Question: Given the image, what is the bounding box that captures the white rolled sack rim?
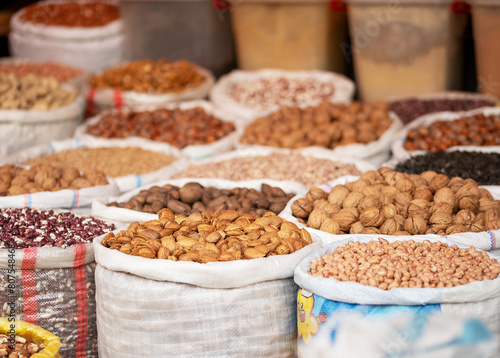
[10,2,123,41]
[294,235,500,306]
[209,68,356,121]
[93,229,323,289]
[75,99,244,160]
[391,106,500,160]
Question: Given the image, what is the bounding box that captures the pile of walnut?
[0,73,77,110]
[101,208,312,263]
[0,333,45,357]
[310,238,500,289]
[240,101,392,149]
[0,163,108,196]
[292,167,500,235]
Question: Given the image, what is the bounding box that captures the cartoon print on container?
[297,288,327,344]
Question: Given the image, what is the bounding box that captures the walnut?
[358,195,382,212]
[469,222,485,233]
[359,207,385,227]
[343,191,364,209]
[379,217,400,235]
[352,179,369,192]
[307,209,329,229]
[394,192,412,208]
[7,185,28,196]
[448,177,465,193]
[420,171,437,184]
[360,170,384,185]
[445,225,468,235]
[341,207,360,219]
[414,185,433,202]
[393,231,411,236]
[394,214,406,227]
[429,202,454,216]
[454,209,475,226]
[306,187,328,202]
[361,185,383,197]
[428,212,453,230]
[291,198,314,219]
[404,216,427,235]
[457,195,480,214]
[479,188,494,200]
[314,199,329,209]
[433,187,455,208]
[42,177,58,191]
[381,185,399,198]
[409,174,427,188]
[395,177,415,196]
[360,227,381,235]
[62,167,80,183]
[349,221,364,234]
[377,167,395,180]
[487,220,500,231]
[381,203,398,218]
[33,170,50,187]
[456,183,480,198]
[428,174,450,193]
[332,209,357,231]
[328,184,350,207]
[484,208,500,224]
[320,219,340,235]
[479,198,498,213]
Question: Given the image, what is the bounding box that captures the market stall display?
[9,1,124,72]
[0,208,115,358]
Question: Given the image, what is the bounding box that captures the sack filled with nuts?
[391,107,500,160]
[238,101,403,166]
[173,146,376,188]
[282,167,500,253]
[0,317,62,358]
[4,137,187,194]
[86,60,215,117]
[387,91,497,125]
[94,208,321,357]
[0,208,116,358]
[92,178,307,224]
[0,162,120,209]
[75,100,242,160]
[9,1,124,72]
[210,68,356,123]
[0,74,84,153]
[294,237,500,358]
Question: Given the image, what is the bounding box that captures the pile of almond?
[292,168,500,235]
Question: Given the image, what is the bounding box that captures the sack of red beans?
[294,237,500,358]
[391,107,500,160]
[0,208,116,358]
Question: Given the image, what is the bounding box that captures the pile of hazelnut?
[292,168,500,236]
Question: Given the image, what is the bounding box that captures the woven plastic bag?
[210,69,355,124]
[280,175,500,253]
[9,1,124,72]
[1,242,98,358]
[85,68,215,117]
[0,318,62,358]
[3,137,187,194]
[294,237,500,358]
[75,100,241,160]
[93,229,322,357]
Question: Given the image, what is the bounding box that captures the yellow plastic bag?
[0,318,61,358]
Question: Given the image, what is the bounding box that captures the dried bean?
[311,238,500,289]
[24,147,177,178]
[404,113,500,151]
[86,107,235,149]
[0,208,115,249]
[20,2,119,27]
[241,101,392,149]
[174,153,361,188]
[394,151,500,185]
[231,77,335,110]
[389,98,496,124]
[0,62,83,83]
[89,60,206,93]
[108,183,295,216]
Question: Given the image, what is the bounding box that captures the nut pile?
[404,113,500,151]
[24,147,177,178]
[394,151,500,185]
[389,97,496,124]
[0,208,115,249]
[89,60,206,93]
[85,107,236,148]
[0,163,108,196]
[102,209,312,262]
[173,153,361,188]
[291,167,500,235]
[310,238,500,289]
[0,333,45,357]
[107,182,295,215]
[230,77,335,110]
[0,74,77,110]
[20,2,120,27]
[0,62,83,83]
[240,101,392,148]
